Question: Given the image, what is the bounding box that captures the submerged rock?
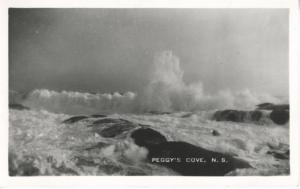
[62,115,89,124]
[270,110,289,125]
[131,128,167,148]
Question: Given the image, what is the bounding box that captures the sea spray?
[139,51,283,112]
[20,51,283,114]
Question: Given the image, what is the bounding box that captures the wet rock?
[213,110,263,123]
[9,103,30,110]
[146,141,251,176]
[270,110,289,125]
[90,114,107,118]
[131,128,167,148]
[97,123,136,138]
[213,110,247,122]
[131,129,250,176]
[250,111,263,121]
[62,115,89,124]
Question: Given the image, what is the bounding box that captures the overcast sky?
[9,9,288,96]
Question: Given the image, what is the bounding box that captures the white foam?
[19,51,285,115]
[9,109,289,176]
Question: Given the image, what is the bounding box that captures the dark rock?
[9,103,30,110]
[90,114,107,118]
[146,141,251,176]
[62,115,89,124]
[131,128,167,148]
[211,130,220,136]
[213,110,263,123]
[96,123,136,138]
[270,110,289,125]
[250,110,263,121]
[131,128,250,176]
[213,110,247,122]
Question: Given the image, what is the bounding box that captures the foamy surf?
[9,107,289,176]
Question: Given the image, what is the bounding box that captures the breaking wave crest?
[19,51,285,115]
[23,90,136,115]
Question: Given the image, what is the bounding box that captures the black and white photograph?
[8,7,291,177]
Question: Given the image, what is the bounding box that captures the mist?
[9,9,288,99]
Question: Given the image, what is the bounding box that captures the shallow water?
[9,109,289,176]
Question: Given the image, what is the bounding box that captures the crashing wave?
[16,51,286,115]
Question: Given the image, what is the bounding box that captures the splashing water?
[9,51,289,176]
[14,51,285,115]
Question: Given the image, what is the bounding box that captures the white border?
[1,0,299,187]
